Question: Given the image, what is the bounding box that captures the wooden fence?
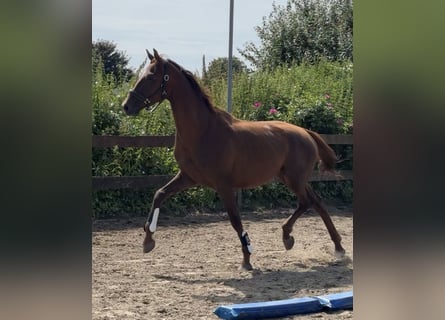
[92,134,353,190]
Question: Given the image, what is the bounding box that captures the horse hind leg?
[281,191,312,250]
[279,167,322,251]
[306,184,346,257]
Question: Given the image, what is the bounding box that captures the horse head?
[122,49,169,115]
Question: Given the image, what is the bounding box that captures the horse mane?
[167,59,216,114]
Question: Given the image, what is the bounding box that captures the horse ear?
[146,49,154,61]
[153,48,161,60]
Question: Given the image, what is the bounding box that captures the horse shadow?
[153,259,352,305]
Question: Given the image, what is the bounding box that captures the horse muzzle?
[122,103,140,116]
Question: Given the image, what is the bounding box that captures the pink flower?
[253,101,262,109]
[324,94,330,99]
[269,108,278,114]
[326,102,333,109]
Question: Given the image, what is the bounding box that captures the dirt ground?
[92,206,353,319]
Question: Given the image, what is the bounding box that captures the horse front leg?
[143,171,196,253]
[218,187,253,271]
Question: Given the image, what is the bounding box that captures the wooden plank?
[319,134,353,145]
[92,135,175,148]
[92,175,173,190]
[309,170,353,182]
[92,134,352,148]
[92,170,352,190]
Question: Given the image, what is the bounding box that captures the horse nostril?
[123,105,128,112]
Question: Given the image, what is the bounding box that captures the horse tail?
[305,129,337,173]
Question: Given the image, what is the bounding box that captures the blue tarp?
[214,290,353,320]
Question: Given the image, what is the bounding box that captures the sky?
[92,0,288,73]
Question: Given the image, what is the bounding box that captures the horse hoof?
[335,249,346,259]
[283,236,295,250]
[143,239,156,253]
[240,262,253,271]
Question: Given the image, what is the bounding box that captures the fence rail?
[92,134,352,148]
[92,134,353,190]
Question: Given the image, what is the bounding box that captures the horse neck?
[166,68,213,144]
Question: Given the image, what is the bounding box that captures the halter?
[128,62,169,113]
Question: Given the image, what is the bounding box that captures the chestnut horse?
[122,49,345,270]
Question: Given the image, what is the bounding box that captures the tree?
[239,0,353,70]
[203,56,247,84]
[92,39,134,83]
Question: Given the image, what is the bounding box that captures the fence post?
[227,0,243,208]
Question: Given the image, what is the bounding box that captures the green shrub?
[240,0,353,69]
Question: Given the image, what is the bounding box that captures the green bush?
[240,0,353,69]
[209,60,352,129]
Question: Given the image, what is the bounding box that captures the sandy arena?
[93,207,353,319]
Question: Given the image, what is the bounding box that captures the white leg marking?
[149,208,159,233]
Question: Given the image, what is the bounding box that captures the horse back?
[232,120,317,156]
